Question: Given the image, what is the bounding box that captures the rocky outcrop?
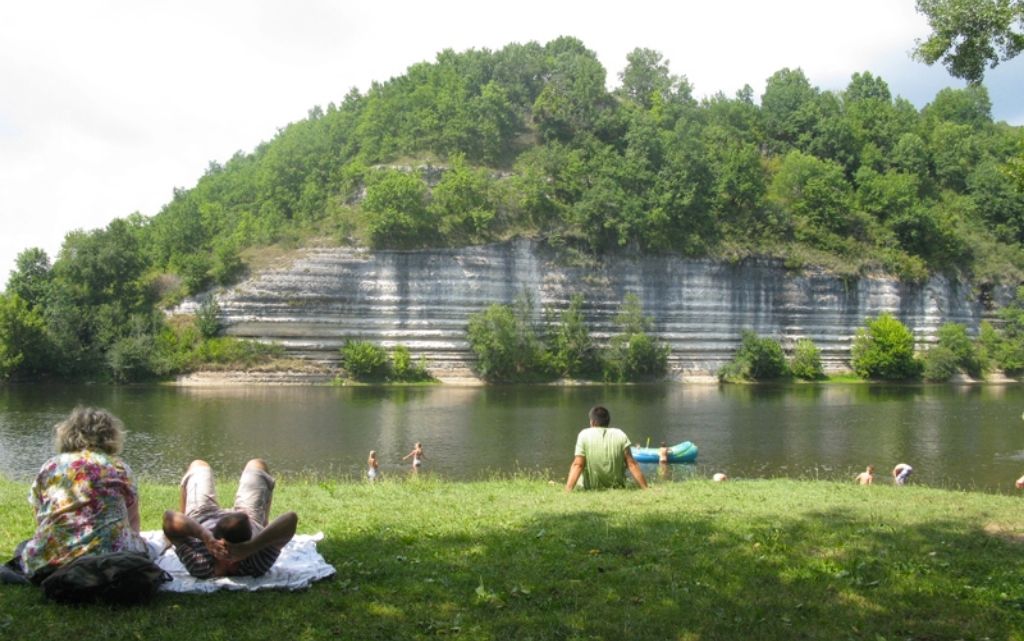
[188,240,1000,379]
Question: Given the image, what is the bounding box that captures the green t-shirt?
[573,426,632,489]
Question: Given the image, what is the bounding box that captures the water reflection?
[1,383,1022,493]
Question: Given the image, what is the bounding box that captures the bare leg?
[235,459,274,526]
[181,460,213,514]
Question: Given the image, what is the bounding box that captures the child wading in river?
[367,450,380,481]
[892,463,913,485]
[403,442,424,471]
[855,465,874,485]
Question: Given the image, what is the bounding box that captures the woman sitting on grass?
[18,406,148,582]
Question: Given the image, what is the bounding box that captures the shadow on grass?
[3,495,1024,641]
[316,506,1024,640]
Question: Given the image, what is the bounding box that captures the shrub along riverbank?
[2,476,1024,640]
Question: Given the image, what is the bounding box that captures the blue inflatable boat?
[630,440,698,463]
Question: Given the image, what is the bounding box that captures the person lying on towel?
[162,459,298,578]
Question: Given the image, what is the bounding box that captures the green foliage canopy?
[718,330,790,382]
[851,313,923,380]
[913,0,1024,83]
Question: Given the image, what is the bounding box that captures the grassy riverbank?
[3,476,1024,640]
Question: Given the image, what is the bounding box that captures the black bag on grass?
[40,552,171,605]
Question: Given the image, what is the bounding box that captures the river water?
[2,383,1023,493]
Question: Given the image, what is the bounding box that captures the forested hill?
[2,36,1024,381]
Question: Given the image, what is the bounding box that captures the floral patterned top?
[20,450,147,577]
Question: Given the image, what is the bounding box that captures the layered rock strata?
[192,240,995,379]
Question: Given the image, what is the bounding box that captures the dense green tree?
[390,345,433,382]
[467,297,551,382]
[616,48,687,109]
[913,0,1024,83]
[196,298,222,339]
[340,340,390,381]
[761,68,820,153]
[843,72,902,158]
[790,338,825,380]
[0,294,50,379]
[491,41,548,107]
[548,294,602,379]
[968,159,1024,241]
[361,170,434,248]
[931,121,983,191]
[855,167,921,220]
[889,133,932,180]
[769,151,855,245]
[646,115,717,254]
[603,294,669,381]
[507,142,586,234]
[6,248,51,309]
[935,321,985,377]
[851,313,923,380]
[923,85,994,126]
[922,344,962,381]
[428,154,497,243]
[107,333,158,383]
[55,219,149,311]
[570,143,650,251]
[993,286,1024,373]
[532,38,609,142]
[718,330,790,382]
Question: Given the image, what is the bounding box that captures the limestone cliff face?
[197,240,995,378]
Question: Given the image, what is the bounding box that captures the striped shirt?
[172,511,283,578]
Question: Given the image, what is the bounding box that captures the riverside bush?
[467,298,552,382]
[994,286,1024,374]
[603,332,669,381]
[548,294,603,379]
[390,344,433,382]
[719,330,789,382]
[922,344,960,381]
[602,294,668,382]
[340,340,390,380]
[936,322,984,378]
[196,336,284,367]
[107,334,158,383]
[195,297,222,339]
[978,320,1002,373]
[789,337,825,380]
[851,313,922,380]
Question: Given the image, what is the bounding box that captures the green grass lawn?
[2,476,1024,641]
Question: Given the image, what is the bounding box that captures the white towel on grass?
[141,531,335,593]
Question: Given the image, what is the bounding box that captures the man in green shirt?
[565,406,648,491]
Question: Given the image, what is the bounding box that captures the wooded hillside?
[2,37,1023,380]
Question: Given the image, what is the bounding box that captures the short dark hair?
[212,512,252,543]
[589,405,611,427]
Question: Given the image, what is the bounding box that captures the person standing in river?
[403,442,424,471]
[565,406,648,491]
[855,465,875,485]
[892,463,913,485]
[367,450,381,481]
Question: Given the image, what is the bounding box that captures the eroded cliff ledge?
[191,240,1000,379]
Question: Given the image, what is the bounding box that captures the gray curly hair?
[54,406,125,455]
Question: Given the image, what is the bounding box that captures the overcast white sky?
[2,0,1022,286]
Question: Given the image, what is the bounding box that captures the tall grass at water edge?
[2,476,1024,641]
